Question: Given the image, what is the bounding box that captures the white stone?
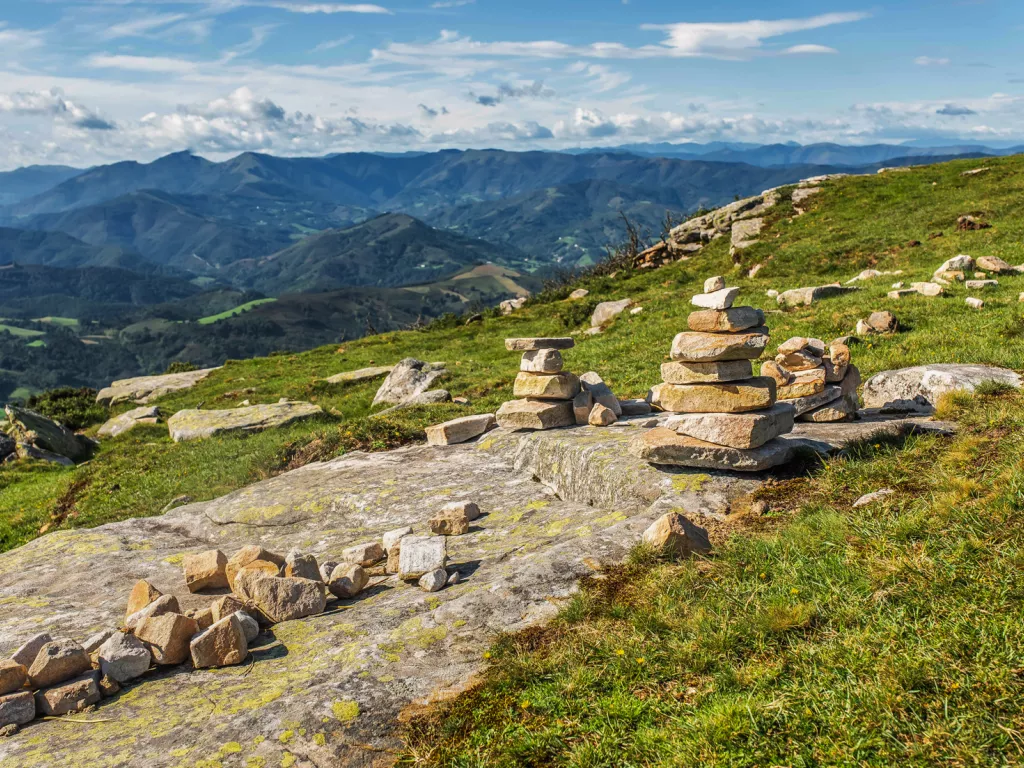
[703,276,726,293]
[382,526,414,552]
[691,287,739,310]
[398,536,448,581]
[853,489,895,508]
[863,364,1021,413]
[966,297,984,309]
[98,632,151,684]
[418,569,447,592]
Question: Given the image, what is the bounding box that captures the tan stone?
[125,594,180,629]
[125,580,162,621]
[385,544,402,574]
[649,378,776,414]
[0,660,28,696]
[247,577,327,624]
[759,360,794,386]
[660,360,753,384]
[977,256,1014,274]
[687,307,765,333]
[211,595,246,623]
[0,691,35,728]
[28,639,91,689]
[775,350,822,371]
[182,549,229,593]
[284,552,321,581]
[579,372,621,416]
[520,349,564,373]
[495,399,574,430]
[232,564,278,603]
[642,513,712,558]
[429,506,471,536]
[703,275,726,293]
[799,392,859,423]
[190,615,248,669]
[425,414,496,446]
[588,402,617,426]
[34,672,101,716]
[342,542,385,567]
[666,402,794,449]
[629,427,796,472]
[328,563,369,599]
[10,633,52,669]
[572,390,593,425]
[777,368,827,399]
[135,613,199,665]
[504,337,574,351]
[193,608,214,631]
[513,372,580,400]
[225,546,285,592]
[670,329,769,362]
[825,342,851,383]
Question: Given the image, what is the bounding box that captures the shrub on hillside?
[165,361,198,374]
[25,387,108,431]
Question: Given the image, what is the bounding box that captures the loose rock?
[0,661,28,696]
[248,577,327,624]
[28,639,91,689]
[419,569,448,593]
[496,399,574,430]
[649,378,776,414]
[513,372,580,400]
[0,692,35,729]
[572,390,594,425]
[125,580,162,620]
[519,349,563,374]
[580,372,621,416]
[327,564,369,599]
[225,546,284,592]
[125,594,181,630]
[670,329,770,362]
[853,488,895,508]
[135,613,199,665]
[341,542,384,567]
[642,513,712,558]
[588,403,617,426]
[182,549,229,592]
[398,536,448,581]
[504,338,575,351]
[691,287,739,310]
[382,527,413,552]
[284,552,321,581]
[687,307,764,333]
[98,632,152,682]
[660,360,753,384]
[34,672,101,717]
[190,615,248,669]
[666,402,794,450]
[590,298,634,328]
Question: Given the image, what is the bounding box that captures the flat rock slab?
[167,402,323,442]
[97,406,160,439]
[95,368,219,406]
[325,366,394,384]
[505,338,575,351]
[776,284,857,308]
[0,412,950,767]
[863,364,1022,413]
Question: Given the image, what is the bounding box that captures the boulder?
[398,536,447,581]
[670,329,770,362]
[28,639,91,689]
[247,577,327,624]
[642,513,712,558]
[10,633,52,668]
[0,660,28,696]
[649,378,776,414]
[0,691,34,729]
[588,403,617,426]
[730,217,763,249]
[703,276,726,293]
[97,406,160,439]
[666,402,794,450]
[168,402,323,442]
[34,672,101,717]
[4,406,92,463]
[182,549,229,592]
[125,594,181,630]
[341,542,384,567]
[135,613,199,665]
[520,349,563,374]
[568,288,589,300]
[977,256,1014,274]
[504,338,574,352]
[190,615,248,669]
[418,569,447,593]
[225,546,284,592]
[661,360,753,384]
[687,307,764,333]
[284,552,321,581]
[97,632,152,682]
[862,364,1022,413]
[580,372,621,416]
[325,366,394,385]
[425,413,496,447]
[319,559,339,582]
[125,579,162,620]
[327,564,369,599]
[513,372,580,401]
[371,359,447,406]
[495,399,574,430]
[691,287,739,310]
[96,368,218,406]
[590,298,634,328]
[776,284,856,308]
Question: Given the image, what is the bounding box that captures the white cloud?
[87,54,201,74]
[431,0,475,7]
[260,2,392,13]
[782,44,837,55]
[0,89,116,130]
[915,56,950,67]
[100,13,189,40]
[311,35,355,52]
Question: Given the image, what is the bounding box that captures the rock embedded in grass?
[642,513,712,558]
[853,488,895,508]
[976,256,1013,274]
[590,298,634,328]
[965,297,985,309]
[863,363,1021,413]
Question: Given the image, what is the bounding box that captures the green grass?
[34,316,79,328]
[196,298,278,324]
[25,340,46,348]
[400,388,1024,766]
[0,323,44,338]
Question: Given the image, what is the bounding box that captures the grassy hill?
[2,153,1024,764]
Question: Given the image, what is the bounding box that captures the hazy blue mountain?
[0,165,84,207]
[0,227,143,269]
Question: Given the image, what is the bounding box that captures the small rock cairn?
[762,337,860,423]
[637,277,794,468]
[0,500,480,733]
[496,338,580,430]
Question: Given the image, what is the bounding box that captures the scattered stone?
[961,167,989,176]
[168,402,324,442]
[519,349,563,374]
[766,289,779,299]
[630,307,643,315]
[687,307,765,333]
[965,279,998,289]
[97,632,151,682]
[192,608,214,631]
[339,542,383,568]
[136,613,200,666]
[704,276,726,293]
[863,363,1021,412]
[182,549,229,592]
[853,488,895,508]
[504,338,574,351]
[513,372,580,400]
[572,390,594,425]
[125,580,162,621]
[977,256,1014,274]
[419,569,448,593]
[398,536,448,581]
[846,269,902,284]
[666,402,794,450]
[125,594,181,630]
[499,297,527,315]
[864,310,898,334]
[284,552,321,581]
[568,288,589,300]
[4,405,93,463]
[0,692,34,729]
[642,513,712,558]
[326,366,394,385]
[495,399,574,430]
[96,368,218,406]
[328,564,369,599]
[211,595,245,624]
[966,297,985,309]
[190,615,248,669]
[956,215,990,231]
[660,360,753,384]
[588,403,617,426]
[580,371,622,416]
[382,526,414,552]
[319,559,339,583]
[777,369,827,400]
[247,577,327,624]
[649,378,776,414]
[691,287,739,310]
[372,359,447,406]
[34,672,101,717]
[591,298,634,328]
[98,674,120,697]
[83,630,116,656]
[0,661,27,696]
[670,329,770,362]
[28,639,91,689]
[236,612,260,643]
[776,284,856,308]
[226,549,283,592]
[97,406,160,438]
[619,399,652,416]
[911,282,944,297]
[429,506,471,536]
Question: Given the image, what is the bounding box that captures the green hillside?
[2,154,1024,764]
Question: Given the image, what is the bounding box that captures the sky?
[0,0,1023,169]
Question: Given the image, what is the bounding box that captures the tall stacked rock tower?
[495,338,579,430]
[631,278,795,470]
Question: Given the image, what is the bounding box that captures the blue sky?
[0,0,1022,168]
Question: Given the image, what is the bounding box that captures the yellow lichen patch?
[219,742,243,755]
[280,753,297,768]
[314,733,327,747]
[246,758,267,768]
[672,473,711,492]
[278,731,294,744]
[477,437,497,451]
[163,553,185,565]
[332,700,360,722]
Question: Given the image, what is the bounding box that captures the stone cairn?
[0,500,479,733]
[495,338,581,430]
[762,337,860,423]
[631,277,794,470]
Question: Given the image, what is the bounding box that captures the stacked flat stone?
[495,338,578,430]
[633,278,795,469]
[762,337,860,423]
